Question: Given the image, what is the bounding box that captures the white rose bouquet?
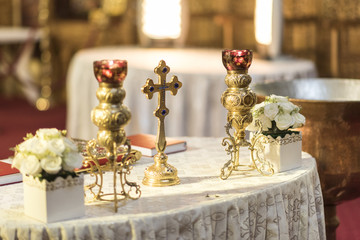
[11,128,83,182]
[247,94,305,137]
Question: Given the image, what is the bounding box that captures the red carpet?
[0,97,359,239]
[0,97,66,159]
[336,197,360,240]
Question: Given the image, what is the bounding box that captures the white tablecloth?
[66,46,317,140]
[0,138,325,240]
[0,27,42,44]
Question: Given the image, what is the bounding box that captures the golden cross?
[142,60,182,153]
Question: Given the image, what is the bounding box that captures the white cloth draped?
[66,46,317,140]
[0,137,325,240]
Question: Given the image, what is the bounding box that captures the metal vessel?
[253,78,360,239]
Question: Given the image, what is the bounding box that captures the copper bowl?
[253,78,360,205]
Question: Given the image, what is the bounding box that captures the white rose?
[31,139,49,157]
[20,155,42,176]
[63,137,78,152]
[36,128,61,140]
[246,119,258,131]
[269,94,289,102]
[258,114,272,131]
[46,138,66,156]
[62,151,83,171]
[252,101,265,117]
[40,156,62,174]
[263,103,279,120]
[274,113,295,130]
[17,137,34,153]
[278,102,296,113]
[18,137,47,156]
[12,152,26,170]
[292,112,306,128]
[253,101,265,111]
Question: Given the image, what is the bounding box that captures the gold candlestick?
[220,50,257,179]
[77,59,141,212]
[220,50,274,180]
[141,60,182,187]
[92,60,130,154]
[220,50,274,178]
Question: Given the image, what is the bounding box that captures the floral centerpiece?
[12,128,83,182]
[247,94,305,137]
[11,128,85,223]
[247,95,305,173]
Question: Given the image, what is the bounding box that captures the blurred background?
[1,0,359,106]
[0,1,359,239]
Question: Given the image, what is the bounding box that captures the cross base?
[142,153,180,187]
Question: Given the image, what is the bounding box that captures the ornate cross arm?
[142,61,182,98]
[168,76,182,96]
[142,79,156,99]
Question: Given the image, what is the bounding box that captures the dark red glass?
[93,60,127,83]
[222,49,253,71]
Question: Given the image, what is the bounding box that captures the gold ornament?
[141,60,182,187]
[220,50,274,179]
[76,60,141,212]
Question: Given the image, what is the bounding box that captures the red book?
[128,134,187,157]
[77,153,134,171]
[0,161,22,186]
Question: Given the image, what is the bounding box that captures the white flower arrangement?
[12,128,83,182]
[247,94,305,136]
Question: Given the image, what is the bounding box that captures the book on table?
[128,134,187,157]
[0,160,22,186]
[76,155,127,171]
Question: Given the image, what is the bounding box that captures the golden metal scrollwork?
[75,138,142,209]
[75,59,141,212]
[220,49,274,179]
[220,118,274,179]
[248,121,274,176]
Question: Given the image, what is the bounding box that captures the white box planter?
[263,132,302,173]
[23,174,85,223]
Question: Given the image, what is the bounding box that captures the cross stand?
[141,60,182,187]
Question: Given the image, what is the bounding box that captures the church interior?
[0,0,359,239]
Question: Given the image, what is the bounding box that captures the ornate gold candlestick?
[220,50,258,179]
[141,60,182,187]
[77,60,141,212]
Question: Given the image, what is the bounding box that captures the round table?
[0,138,325,240]
[66,46,317,140]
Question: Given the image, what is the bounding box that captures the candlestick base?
[142,153,180,187]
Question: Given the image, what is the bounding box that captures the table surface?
[0,137,325,240]
[0,27,41,44]
[66,46,317,140]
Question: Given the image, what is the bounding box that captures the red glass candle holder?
[93,60,128,84]
[222,49,253,71]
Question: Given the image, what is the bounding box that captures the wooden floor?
[0,96,359,239]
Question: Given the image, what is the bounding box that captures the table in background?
[0,138,325,240]
[66,46,317,140]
